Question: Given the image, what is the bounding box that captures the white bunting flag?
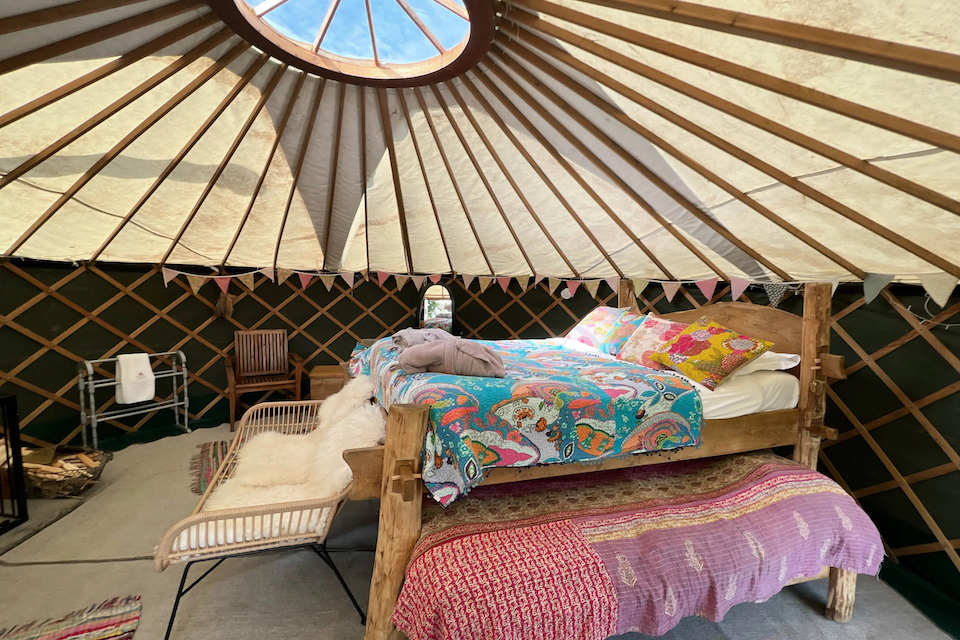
[605,277,620,294]
[462,274,475,290]
[920,273,958,308]
[411,275,426,289]
[259,267,274,282]
[661,281,681,302]
[340,272,355,288]
[863,273,895,304]
[534,273,546,286]
[161,267,178,287]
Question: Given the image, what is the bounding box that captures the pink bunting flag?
[462,274,475,290]
[340,272,355,288]
[566,280,581,295]
[319,274,337,291]
[661,281,681,302]
[429,274,442,284]
[259,267,274,282]
[377,271,390,286]
[161,267,178,287]
[534,273,546,286]
[695,278,719,301]
[298,272,314,289]
[497,276,512,292]
[214,276,231,293]
[411,275,426,289]
[730,278,751,301]
[605,277,620,293]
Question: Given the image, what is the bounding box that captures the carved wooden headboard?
[660,302,802,355]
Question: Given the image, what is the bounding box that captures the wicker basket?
[24,449,113,499]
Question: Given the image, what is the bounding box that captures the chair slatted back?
[234,329,288,376]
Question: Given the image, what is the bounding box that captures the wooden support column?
[365,404,430,640]
[794,282,831,470]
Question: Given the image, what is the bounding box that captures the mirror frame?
[417,282,457,335]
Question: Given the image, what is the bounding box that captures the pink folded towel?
[399,339,506,378]
[392,328,455,349]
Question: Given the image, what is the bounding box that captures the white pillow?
[731,351,800,377]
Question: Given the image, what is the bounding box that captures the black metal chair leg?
[164,562,193,640]
[313,545,367,625]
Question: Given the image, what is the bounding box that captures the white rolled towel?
[116,353,155,404]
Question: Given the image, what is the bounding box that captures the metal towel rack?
[78,351,190,450]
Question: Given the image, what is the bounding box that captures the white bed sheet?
[544,338,799,420]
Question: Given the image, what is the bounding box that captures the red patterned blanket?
[393,452,882,639]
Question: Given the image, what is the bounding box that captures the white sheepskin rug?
[203,375,384,512]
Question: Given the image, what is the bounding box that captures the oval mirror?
[419,284,455,333]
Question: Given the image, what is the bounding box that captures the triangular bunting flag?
[605,277,620,294]
[478,276,494,293]
[497,276,512,292]
[631,279,649,297]
[827,278,842,295]
[584,280,601,298]
[730,278,750,300]
[429,274,442,284]
[920,273,958,308]
[661,281,681,302]
[214,276,231,293]
[395,275,410,291]
[340,272,355,288]
[411,275,426,290]
[377,271,391,287]
[566,280,581,295]
[259,267,274,282]
[238,273,255,290]
[186,275,206,295]
[547,277,562,295]
[534,273,546,286]
[764,282,788,308]
[863,273,895,304]
[319,274,337,291]
[277,268,293,285]
[462,274,475,290]
[695,278,719,301]
[515,275,529,291]
[161,267,178,287]
[298,272,314,289]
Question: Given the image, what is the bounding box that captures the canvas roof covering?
[1,0,959,283]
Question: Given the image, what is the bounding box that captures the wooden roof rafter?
[502,11,960,221]
[220,71,307,269]
[493,46,794,281]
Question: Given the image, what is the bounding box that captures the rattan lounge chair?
[154,399,366,640]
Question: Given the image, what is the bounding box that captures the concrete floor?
[0,426,949,640]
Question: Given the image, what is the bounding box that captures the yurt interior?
[0,0,959,638]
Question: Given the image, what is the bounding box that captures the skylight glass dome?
[236,0,474,81]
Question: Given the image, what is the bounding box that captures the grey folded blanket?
[399,338,506,378]
[393,328,455,349]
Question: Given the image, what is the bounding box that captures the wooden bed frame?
[343,283,854,640]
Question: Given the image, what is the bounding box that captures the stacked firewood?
[16,446,110,498]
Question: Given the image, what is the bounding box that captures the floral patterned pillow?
[566,306,628,350]
[616,316,688,369]
[598,312,647,356]
[649,316,773,390]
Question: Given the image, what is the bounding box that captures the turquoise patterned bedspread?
[351,338,703,506]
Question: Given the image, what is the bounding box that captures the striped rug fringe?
[189,440,231,495]
[0,595,141,640]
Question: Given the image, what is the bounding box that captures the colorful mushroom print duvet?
[350,338,703,505]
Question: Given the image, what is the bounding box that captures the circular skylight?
[224,0,492,84]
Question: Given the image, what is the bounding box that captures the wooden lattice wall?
[0,260,957,614]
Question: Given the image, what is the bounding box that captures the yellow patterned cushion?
[649,316,773,390]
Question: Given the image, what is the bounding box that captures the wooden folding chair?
[225,329,305,429]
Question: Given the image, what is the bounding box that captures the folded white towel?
[116,353,155,404]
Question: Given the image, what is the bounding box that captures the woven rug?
[190,440,231,494]
[0,596,141,640]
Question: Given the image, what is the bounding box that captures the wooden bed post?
[618,279,640,314]
[365,404,430,640]
[796,282,856,622]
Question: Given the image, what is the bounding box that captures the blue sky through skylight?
[252,0,469,65]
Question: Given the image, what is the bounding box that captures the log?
[826,567,857,622]
[794,283,831,470]
[365,404,430,640]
